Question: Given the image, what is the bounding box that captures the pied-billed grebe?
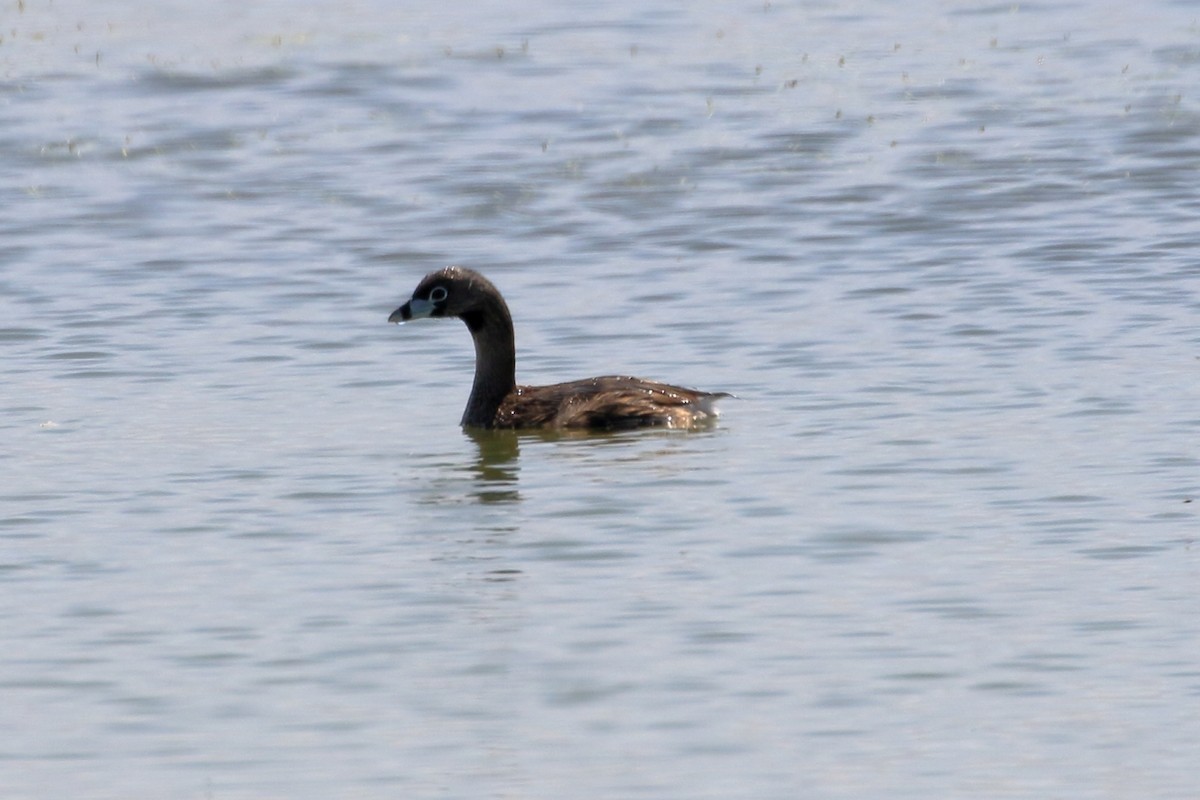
[388,267,728,430]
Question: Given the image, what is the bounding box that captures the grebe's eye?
[428,286,448,303]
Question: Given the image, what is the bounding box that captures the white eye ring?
[428,286,448,303]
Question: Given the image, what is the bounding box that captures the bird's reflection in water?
[465,428,522,504]
[464,425,707,505]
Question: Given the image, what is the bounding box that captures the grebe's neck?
[460,294,516,428]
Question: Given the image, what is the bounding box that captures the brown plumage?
[388,267,728,430]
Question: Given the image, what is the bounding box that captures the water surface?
[3,1,1199,798]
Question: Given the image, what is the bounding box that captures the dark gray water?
[3,1,1199,798]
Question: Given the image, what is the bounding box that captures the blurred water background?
[2,1,1199,797]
